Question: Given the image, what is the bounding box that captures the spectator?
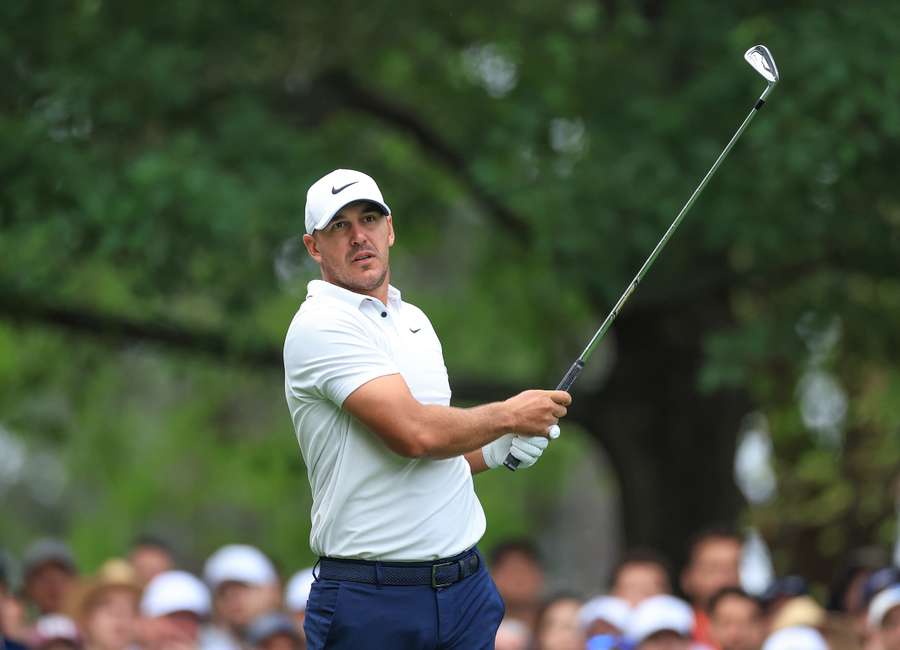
[709,587,765,650]
[2,591,30,649]
[244,613,303,650]
[129,537,176,587]
[761,576,810,622]
[579,595,631,640]
[495,618,530,650]
[69,559,140,650]
[626,594,696,650]
[490,540,545,629]
[32,615,80,650]
[863,569,900,613]
[828,548,888,616]
[201,546,279,650]
[283,570,314,641]
[829,548,889,650]
[141,571,211,650]
[610,549,672,607]
[23,540,78,617]
[869,585,900,650]
[681,528,742,647]
[761,627,828,650]
[770,596,826,632]
[532,593,585,650]
[1,556,29,650]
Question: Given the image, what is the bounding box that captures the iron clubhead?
[744,45,779,85]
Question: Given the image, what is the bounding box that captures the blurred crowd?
[0,537,312,650]
[489,531,900,650]
[1,529,899,650]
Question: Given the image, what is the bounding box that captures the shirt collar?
[307,279,402,311]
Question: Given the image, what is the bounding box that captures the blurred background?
[2,0,900,617]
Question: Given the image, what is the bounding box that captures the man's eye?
[331,221,347,231]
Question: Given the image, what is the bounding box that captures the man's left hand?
[483,433,549,469]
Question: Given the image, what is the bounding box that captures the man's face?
[25,563,75,614]
[536,598,585,650]
[83,587,138,650]
[491,552,544,610]
[130,547,174,586]
[614,562,671,606]
[881,606,900,650]
[682,538,742,609]
[143,612,200,650]
[640,630,691,650]
[215,581,278,630]
[302,202,394,297]
[710,594,764,650]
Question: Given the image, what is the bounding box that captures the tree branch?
[0,288,280,369]
[0,287,535,399]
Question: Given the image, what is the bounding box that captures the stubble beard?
[322,259,389,295]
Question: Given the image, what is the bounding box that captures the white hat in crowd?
[285,568,315,613]
[33,614,80,646]
[869,584,900,628]
[304,169,391,235]
[141,570,211,618]
[761,626,828,650]
[579,596,632,633]
[203,545,277,591]
[626,595,694,645]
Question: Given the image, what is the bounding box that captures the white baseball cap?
[579,596,632,632]
[284,568,315,613]
[203,545,277,591]
[141,570,211,618]
[626,594,694,645]
[869,584,900,628]
[34,614,80,646]
[304,169,391,235]
[761,626,828,650]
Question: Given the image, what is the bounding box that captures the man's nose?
[349,222,369,245]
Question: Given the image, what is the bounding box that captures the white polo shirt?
[283,280,486,561]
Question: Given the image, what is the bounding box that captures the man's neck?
[322,275,390,306]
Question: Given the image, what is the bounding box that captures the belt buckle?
[431,560,456,589]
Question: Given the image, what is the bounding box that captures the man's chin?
[337,268,388,294]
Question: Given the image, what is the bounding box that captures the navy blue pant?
[304,551,505,649]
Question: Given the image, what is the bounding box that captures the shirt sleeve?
[284,307,399,407]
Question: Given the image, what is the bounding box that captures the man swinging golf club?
[283,169,571,649]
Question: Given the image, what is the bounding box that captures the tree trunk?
[572,285,749,571]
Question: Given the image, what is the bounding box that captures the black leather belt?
[317,547,481,589]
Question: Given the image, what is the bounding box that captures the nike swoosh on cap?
[331,181,359,194]
[409,328,421,333]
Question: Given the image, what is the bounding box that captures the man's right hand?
[503,389,571,437]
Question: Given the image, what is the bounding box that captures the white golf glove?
[483,434,550,470]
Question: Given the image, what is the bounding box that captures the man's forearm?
[411,401,514,460]
[342,374,567,460]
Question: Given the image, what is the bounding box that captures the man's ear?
[302,233,322,263]
[386,214,395,247]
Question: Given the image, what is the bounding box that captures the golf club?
[505,44,779,471]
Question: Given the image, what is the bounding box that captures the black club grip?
[503,359,584,471]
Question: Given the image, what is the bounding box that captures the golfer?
[283,169,571,649]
